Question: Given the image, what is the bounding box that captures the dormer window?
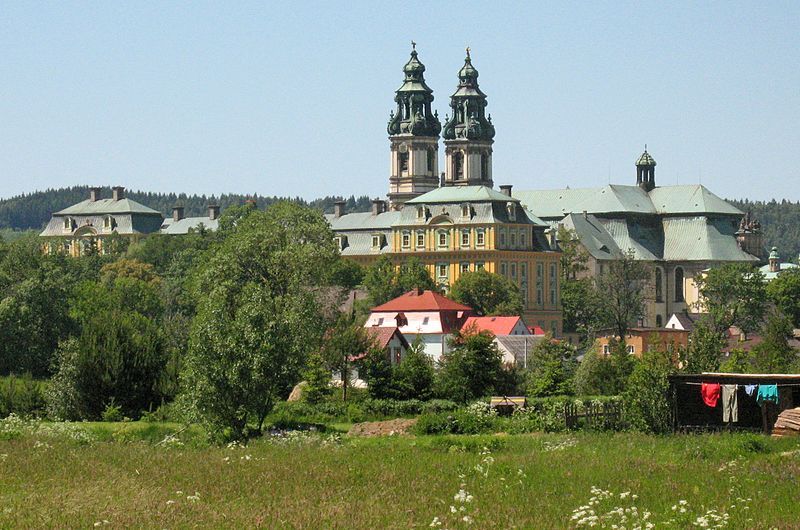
[63,217,73,231]
[334,235,348,250]
[103,216,114,230]
[507,202,516,221]
[461,204,471,218]
[371,234,385,251]
[417,206,425,220]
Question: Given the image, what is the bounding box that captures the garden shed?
[669,373,800,433]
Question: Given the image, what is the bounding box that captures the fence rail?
[564,401,622,430]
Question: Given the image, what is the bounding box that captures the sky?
[1,1,799,201]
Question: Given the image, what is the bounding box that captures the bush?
[101,400,124,422]
[436,330,504,402]
[622,351,672,434]
[392,340,435,400]
[0,375,47,418]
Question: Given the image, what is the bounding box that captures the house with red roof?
[364,289,474,362]
[363,327,410,365]
[462,316,531,336]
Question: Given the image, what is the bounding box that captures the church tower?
[387,43,442,209]
[442,49,495,187]
[636,146,656,192]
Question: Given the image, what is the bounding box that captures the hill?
[0,186,374,230]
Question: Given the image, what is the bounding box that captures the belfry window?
[427,147,436,173]
[481,153,489,180]
[452,151,464,180]
[399,152,409,174]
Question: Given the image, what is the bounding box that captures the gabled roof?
[364,326,410,350]
[55,198,162,216]
[406,185,520,204]
[515,184,742,219]
[160,216,219,234]
[666,312,702,332]
[324,211,400,231]
[371,289,473,313]
[494,335,546,365]
[662,217,757,262]
[649,185,743,215]
[462,316,528,336]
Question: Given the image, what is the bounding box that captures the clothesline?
[680,382,800,387]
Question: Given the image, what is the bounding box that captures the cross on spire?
[411,40,416,51]
[465,46,471,58]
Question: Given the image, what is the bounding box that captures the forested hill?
[0,186,373,230]
[728,198,800,262]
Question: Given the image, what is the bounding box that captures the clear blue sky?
[1,1,798,201]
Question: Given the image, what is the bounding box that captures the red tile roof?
[462,316,527,336]
[364,326,409,350]
[371,289,473,313]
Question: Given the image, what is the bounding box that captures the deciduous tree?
[449,269,523,316]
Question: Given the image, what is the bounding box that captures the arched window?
[674,267,685,302]
[655,267,663,302]
[452,151,464,180]
[398,152,409,174]
[481,153,489,180]
[656,315,663,327]
[427,147,436,173]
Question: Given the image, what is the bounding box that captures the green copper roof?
[55,198,162,216]
[406,185,520,204]
[387,44,441,137]
[515,184,743,219]
[769,247,780,260]
[636,149,656,166]
[442,49,495,142]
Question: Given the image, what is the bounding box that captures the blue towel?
[756,384,779,405]
[744,384,757,396]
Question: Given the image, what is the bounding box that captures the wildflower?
[166,500,175,505]
[462,515,473,524]
[187,492,200,502]
[429,516,442,527]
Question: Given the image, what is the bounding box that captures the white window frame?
[416,230,425,249]
[476,228,485,247]
[401,231,411,249]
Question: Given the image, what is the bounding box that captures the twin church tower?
[387,45,496,209]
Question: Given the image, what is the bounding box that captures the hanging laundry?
[722,384,738,423]
[744,384,757,396]
[756,384,779,406]
[701,383,721,408]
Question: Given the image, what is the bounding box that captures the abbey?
[327,47,563,335]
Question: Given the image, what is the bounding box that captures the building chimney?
[89,187,101,202]
[583,210,588,220]
[334,200,346,218]
[172,206,185,222]
[112,186,125,201]
[208,205,220,220]
[499,184,513,197]
[371,198,384,216]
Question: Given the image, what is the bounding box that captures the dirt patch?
[348,418,417,437]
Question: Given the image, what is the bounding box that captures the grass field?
[1,422,799,529]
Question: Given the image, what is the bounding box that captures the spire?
[442,49,495,142]
[636,145,657,192]
[387,44,441,137]
[442,49,495,187]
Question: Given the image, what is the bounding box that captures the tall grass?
[0,426,798,528]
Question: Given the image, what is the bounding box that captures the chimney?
[172,206,185,222]
[499,184,513,197]
[112,186,125,201]
[89,187,101,202]
[371,198,384,216]
[334,200,346,218]
[208,204,220,220]
[583,210,588,220]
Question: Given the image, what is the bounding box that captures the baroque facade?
[328,47,563,334]
[513,149,761,328]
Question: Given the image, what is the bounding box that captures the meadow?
[1,419,799,529]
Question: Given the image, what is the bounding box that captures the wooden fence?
[564,401,622,430]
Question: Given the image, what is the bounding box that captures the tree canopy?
[449,269,523,316]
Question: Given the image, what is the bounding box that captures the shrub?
[392,338,435,400]
[0,374,47,418]
[525,337,577,397]
[622,350,672,434]
[302,353,332,405]
[436,330,504,403]
[101,400,124,422]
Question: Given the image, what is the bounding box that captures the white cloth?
[722,384,738,423]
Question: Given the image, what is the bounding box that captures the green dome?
[769,247,780,260]
[636,148,656,166]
